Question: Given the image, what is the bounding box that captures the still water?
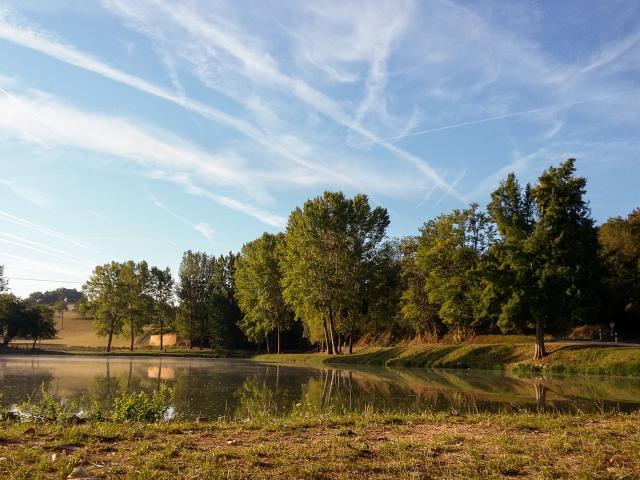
[1,355,639,418]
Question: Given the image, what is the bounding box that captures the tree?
[399,236,442,338]
[282,192,356,354]
[121,261,152,352]
[177,251,214,349]
[28,288,83,305]
[150,267,175,350]
[23,304,56,350]
[0,296,56,348]
[82,262,128,352]
[53,300,67,330]
[0,265,7,293]
[0,294,21,346]
[599,208,640,336]
[415,204,494,337]
[208,253,243,349]
[486,159,601,359]
[344,194,391,352]
[281,192,390,354]
[235,233,291,353]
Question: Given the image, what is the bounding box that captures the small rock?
[337,429,357,437]
[51,453,58,461]
[23,426,36,435]
[68,415,87,425]
[195,416,207,423]
[67,466,98,480]
[226,439,237,445]
[0,457,7,462]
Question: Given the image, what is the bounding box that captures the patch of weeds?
[111,384,174,422]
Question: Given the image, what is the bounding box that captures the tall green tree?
[399,236,442,338]
[344,194,390,352]
[599,208,640,335]
[486,159,601,359]
[82,262,128,352]
[121,261,152,352]
[235,233,291,353]
[282,192,356,354]
[208,253,243,349]
[415,204,494,337]
[149,266,175,350]
[177,251,213,349]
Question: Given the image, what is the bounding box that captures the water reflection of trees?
[4,358,640,418]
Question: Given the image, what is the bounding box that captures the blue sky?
[0,0,639,297]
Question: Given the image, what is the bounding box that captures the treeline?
[0,267,57,349]
[2,159,638,358]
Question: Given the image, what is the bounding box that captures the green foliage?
[149,266,175,347]
[82,262,128,351]
[414,203,494,334]
[599,208,640,335]
[16,386,69,422]
[0,295,56,347]
[482,159,602,358]
[177,251,242,349]
[235,233,292,352]
[281,192,390,353]
[111,385,174,422]
[27,287,83,305]
[0,265,7,293]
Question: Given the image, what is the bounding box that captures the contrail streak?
[0,210,99,252]
[365,91,631,144]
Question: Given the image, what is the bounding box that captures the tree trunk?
[327,307,337,355]
[61,312,64,330]
[130,320,134,352]
[160,308,164,351]
[265,333,271,354]
[348,331,353,354]
[322,317,333,354]
[32,338,38,350]
[277,323,281,354]
[533,317,546,360]
[106,327,114,352]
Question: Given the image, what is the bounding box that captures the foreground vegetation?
[255,343,640,377]
[1,410,638,479]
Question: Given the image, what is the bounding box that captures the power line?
[6,276,83,284]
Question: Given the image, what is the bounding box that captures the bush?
[111,385,175,422]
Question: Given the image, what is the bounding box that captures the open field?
[1,411,639,479]
[255,342,640,376]
[12,311,133,350]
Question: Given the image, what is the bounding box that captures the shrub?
[111,385,174,422]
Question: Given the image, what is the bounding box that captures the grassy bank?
[1,411,638,479]
[254,342,640,376]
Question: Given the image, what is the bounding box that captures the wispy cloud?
[100,0,462,199]
[0,87,290,225]
[0,178,50,207]
[148,192,215,239]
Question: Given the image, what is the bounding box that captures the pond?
[1,355,639,419]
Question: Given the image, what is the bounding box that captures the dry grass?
[1,412,638,479]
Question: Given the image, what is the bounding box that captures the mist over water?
[1,356,639,419]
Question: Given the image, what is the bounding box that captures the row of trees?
[234,159,638,359]
[2,159,637,359]
[0,270,57,348]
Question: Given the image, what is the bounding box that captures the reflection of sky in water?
[1,356,639,419]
